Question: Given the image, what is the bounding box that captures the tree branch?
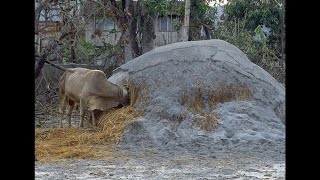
[35,54,46,79]
[44,60,67,71]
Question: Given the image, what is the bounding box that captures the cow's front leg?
[59,96,67,128]
[92,110,96,127]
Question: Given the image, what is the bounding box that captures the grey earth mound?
[108,39,285,159]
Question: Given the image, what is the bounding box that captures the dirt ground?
[35,146,285,180]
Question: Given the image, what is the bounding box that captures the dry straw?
[35,106,142,161]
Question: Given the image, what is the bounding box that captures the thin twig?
[36,74,44,91]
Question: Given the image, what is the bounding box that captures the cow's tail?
[58,71,67,102]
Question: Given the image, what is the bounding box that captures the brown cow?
[58,68,129,128]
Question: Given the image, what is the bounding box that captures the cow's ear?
[122,83,129,91]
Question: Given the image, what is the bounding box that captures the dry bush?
[35,68,61,127]
[35,106,142,161]
[181,82,252,132]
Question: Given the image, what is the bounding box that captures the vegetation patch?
[181,82,252,132]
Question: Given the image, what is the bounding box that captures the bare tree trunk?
[141,17,155,54]
[35,55,46,79]
[182,0,190,42]
[122,0,133,63]
[65,0,77,62]
[140,4,155,54]
[71,13,77,62]
[204,26,210,39]
[112,0,140,63]
[70,24,76,62]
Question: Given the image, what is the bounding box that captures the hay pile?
[35,106,142,161]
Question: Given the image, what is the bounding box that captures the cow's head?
[119,85,130,107]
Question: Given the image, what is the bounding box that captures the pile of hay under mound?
[35,106,142,161]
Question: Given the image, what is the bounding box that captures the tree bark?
[109,0,140,63]
[127,0,140,59]
[182,0,191,41]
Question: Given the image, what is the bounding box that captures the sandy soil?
[35,149,285,180]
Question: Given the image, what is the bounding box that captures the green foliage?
[213,0,285,84]
[214,21,284,83]
[109,28,118,34]
[194,0,217,25]
[140,0,185,17]
[254,25,266,46]
[224,0,283,36]
[214,20,254,59]
[78,39,96,56]
[189,0,217,39]
[60,39,72,64]
[140,0,217,39]
[76,37,112,61]
[140,0,167,16]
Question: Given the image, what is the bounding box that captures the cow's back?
[64,68,91,103]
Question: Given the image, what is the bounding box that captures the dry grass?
[181,82,252,132]
[35,127,106,161]
[125,79,149,109]
[35,106,142,162]
[208,83,252,108]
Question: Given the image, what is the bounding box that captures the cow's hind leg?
[66,101,75,128]
[79,98,87,128]
[59,96,67,128]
